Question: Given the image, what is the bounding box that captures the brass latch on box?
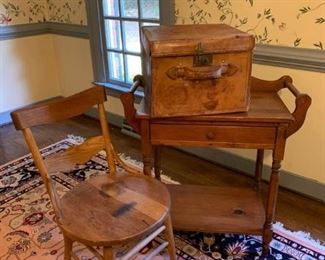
[193,42,213,67]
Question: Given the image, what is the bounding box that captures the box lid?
[142,24,255,57]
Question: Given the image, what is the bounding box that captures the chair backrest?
[10,86,117,218]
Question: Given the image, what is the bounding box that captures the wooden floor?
[1,115,324,241]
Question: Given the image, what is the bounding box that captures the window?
[103,0,160,85]
[86,0,174,95]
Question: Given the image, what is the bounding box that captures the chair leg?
[164,214,177,260]
[103,247,113,260]
[63,235,73,260]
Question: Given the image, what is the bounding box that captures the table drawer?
[151,124,276,148]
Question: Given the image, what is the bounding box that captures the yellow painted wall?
[0,35,60,113]
[53,36,92,96]
[223,65,325,183]
[52,35,126,116]
[0,0,86,115]
[253,66,324,183]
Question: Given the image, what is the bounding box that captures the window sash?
[102,0,160,85]
[86,0,174,93]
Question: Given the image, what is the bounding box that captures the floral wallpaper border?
[175,0,325,50]
[1,0,324,50]
[0,0,87,26]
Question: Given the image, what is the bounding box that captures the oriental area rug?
[0,136,324,260]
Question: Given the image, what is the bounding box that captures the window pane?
[140,0,159,19]
[121,0,138,18]
[105,19,122,50]
[123,21,140,53]
[126,55,142,83]
[108,52,124,81]
[103,0,119,17]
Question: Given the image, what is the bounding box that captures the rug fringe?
[273,222,325,250]
[66,134,86,144]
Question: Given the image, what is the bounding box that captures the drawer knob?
[233,208,245,215]
[206,131,216,140]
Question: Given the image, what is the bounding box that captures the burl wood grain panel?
[150,52,252,118]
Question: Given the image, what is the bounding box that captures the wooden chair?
[10,86,176,260]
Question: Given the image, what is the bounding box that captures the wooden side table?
[120,75,311,255]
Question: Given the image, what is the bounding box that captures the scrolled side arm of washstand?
[120,75,145,133]
[283,76,312,137]
[251,75,312,138]
[251,75,288,92]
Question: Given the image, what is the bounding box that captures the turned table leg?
[262,127,286,255]
[140,118,152,176]
[263,160,281,254]
[153,146,162,180]
[255,149,264,189]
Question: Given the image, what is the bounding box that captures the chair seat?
[58,173,171,246]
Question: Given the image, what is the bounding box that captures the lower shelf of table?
[166,184,266,235]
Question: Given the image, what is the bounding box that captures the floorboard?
[0,116,324,241]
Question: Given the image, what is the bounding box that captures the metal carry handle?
[166,63,238,81]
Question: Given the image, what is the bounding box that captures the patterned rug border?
[1,134,324,258]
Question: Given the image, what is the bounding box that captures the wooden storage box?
[141,24,255,118]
